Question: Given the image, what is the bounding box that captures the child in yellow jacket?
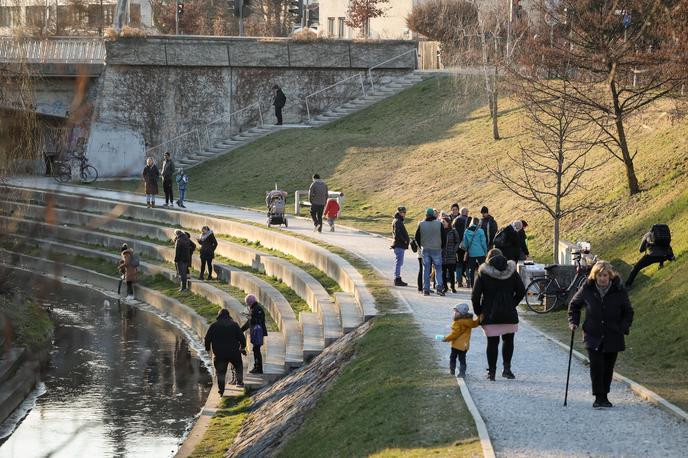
[443,303,480,377]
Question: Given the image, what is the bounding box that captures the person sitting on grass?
[443,303,480,377]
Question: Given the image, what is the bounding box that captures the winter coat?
[324,199,340,219]
[414,217,446,251]
[241,302,269,339]
[472,258,525,325]
[442,227,461,265]
[174,233,191,264]
[161,159,175,181]
[480,215,498,247]
[199,231,218,259]
[452,215,470,241]
[462,225,488,258]
[142,164,160,195]
[568,277,634,353]
[273,89,286,108]
[443,316,480,351]
[496,225,521,262]
[309,179,329,206]
[176,173,189,190]
[639,232,674,259]
[118,249,138,282]
[392,212,410,249]
[204,315,246,360]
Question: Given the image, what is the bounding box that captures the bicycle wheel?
[525,278,558,314]
[80,165,98,184]
[53,163,71,183]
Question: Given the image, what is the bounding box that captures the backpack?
[251,324,264,346]
[493,228,507,249]
[648,224,671,248]
[129,253,140,268]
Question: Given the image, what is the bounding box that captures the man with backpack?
[625,224,676,287]
[240,294,268,374]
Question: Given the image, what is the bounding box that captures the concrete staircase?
[177,71,431,170]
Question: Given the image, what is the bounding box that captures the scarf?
[596,282,612,299]
[199,229,214,242]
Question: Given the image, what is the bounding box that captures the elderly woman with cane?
[568,261,634,409]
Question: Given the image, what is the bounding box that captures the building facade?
[319,0,421,40]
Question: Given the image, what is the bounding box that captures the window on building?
[327,17,334,37]
[26,6,47,28]
[337,17,345,38]
[129,3,141,27]
[0,6,20,28]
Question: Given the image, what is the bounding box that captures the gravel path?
[13,178,688,457]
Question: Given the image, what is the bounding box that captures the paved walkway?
[10,178,688,457]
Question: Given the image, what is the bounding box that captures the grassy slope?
[176,77,686,409]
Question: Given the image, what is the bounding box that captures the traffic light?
[177,2,184,16]
[288,0,302,24]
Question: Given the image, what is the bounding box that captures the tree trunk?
[553,216,560,265]
[610,80,641,195]
[491,67,500,140]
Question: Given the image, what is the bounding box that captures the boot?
[458,364,466,378]
[487,369,496,381]
[394,277,408,287]
[502,366,516,379]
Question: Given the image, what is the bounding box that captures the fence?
[0,37,105,64]
[367,49,418,93]
[204,102,264,148]
[304,73,366,122]
[145,130,202,163]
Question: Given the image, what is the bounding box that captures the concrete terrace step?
[300,312,324,360]
[0,347,26,386]
[334,292,364,333]
[0,359,39,424]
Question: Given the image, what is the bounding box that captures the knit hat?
[453,303,470,315]
[489,255,508,271]
[245,294,257,306]
[480,206,489,214]
[397,206,407,213]
[120,243,128,253]
[426,207,435,217]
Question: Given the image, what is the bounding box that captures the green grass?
[190,395,252,458]
[140,274,222,324]
[0,296,53,353]
[278,314,481,457]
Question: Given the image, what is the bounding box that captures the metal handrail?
[205,102,263,146]
[146,129,202,159]
[367,49,418,93]
[305,73,366,122]
[0,37,105,64]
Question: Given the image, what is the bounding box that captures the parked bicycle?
[525,251,597,314]
[52,153,98,184]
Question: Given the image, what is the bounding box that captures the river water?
[0,279,212,458]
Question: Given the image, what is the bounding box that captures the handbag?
[410,238,418,253]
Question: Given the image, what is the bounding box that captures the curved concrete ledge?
[0,347,40,426]
[3,187,376,319]
[0,214,304,367]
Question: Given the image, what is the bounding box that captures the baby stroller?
[266,189,288,227]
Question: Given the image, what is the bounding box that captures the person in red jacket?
[323,197,341,232]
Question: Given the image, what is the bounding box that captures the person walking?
[142,157,160,208]
[442,303,480,377]
[625,224,675,287]
[323,197,341,232]
[198,226,218,281]
[205,309,247,395]
[175,168,189,208]
[415,208,446,296]
[569,261,634,408]
[174,230,191,291]
[161,151,176,207]
[479,206,498,249]
[494,220,523,263]
[392,206,410,287]
[308,174,329,233]
[240,294,268,374]
[118,244,138,300]
[453,207,470,287]
[414,238,423,293]
[472,249,526,381]
[441,217,460,293]
[462,217,488,288]
[272,84,286,125]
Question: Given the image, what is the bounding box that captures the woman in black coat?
[197,226,218,280]
[568,260,634,409]
[240,294,268,374]
[472,249,526,381]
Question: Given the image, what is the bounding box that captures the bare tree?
[517,0,688,195]
[346,0,389,38]
[492,78,604,262]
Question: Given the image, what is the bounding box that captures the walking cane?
[564,329,575,407]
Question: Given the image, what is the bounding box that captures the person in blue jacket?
[462,217,488,288]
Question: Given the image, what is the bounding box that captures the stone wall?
[89,37,417,176]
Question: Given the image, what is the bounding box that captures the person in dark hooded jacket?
[204,309,247,395]
[197,226,218,280]
[495,220,523,263]
[174,230,191,291]
[472,249,526,381]
[569,261,633,408]
[240,294,268,374]
[392,206,410,287]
